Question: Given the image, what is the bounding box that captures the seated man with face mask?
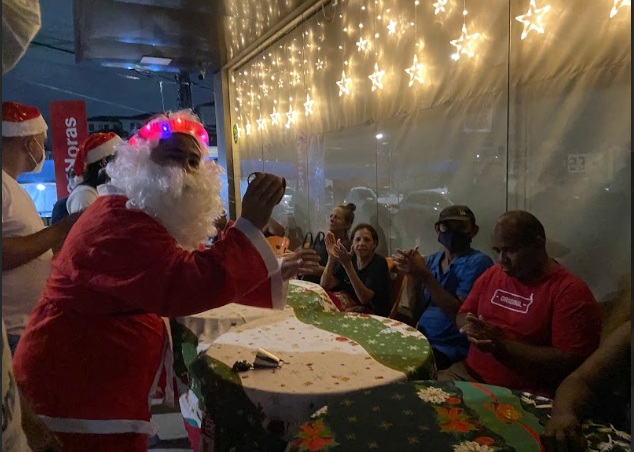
[393,205,493,370]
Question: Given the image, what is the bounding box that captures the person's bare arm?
[320,232,341,290]
[395,248,462,319]
[542,321,631,451]
[2,213,81,270]
[320,255,339,290]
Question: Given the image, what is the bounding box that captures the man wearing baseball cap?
[393,204,493,369]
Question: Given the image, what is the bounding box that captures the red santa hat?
[73,132,122,179]
[2,101,48,137]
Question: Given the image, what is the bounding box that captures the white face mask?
[26,139,45,173]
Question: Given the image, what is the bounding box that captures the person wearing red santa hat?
[13,109,319,452]
[65,131,122,214]
[1,101,81,353]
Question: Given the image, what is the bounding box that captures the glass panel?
[227,0,631,302]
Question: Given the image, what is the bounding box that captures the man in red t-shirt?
[438,210,601,397]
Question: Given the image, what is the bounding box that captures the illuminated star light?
[368,63,385,92]
[450,23,480,60]
[404,54,425,86]
[387,20,397,35]
[432,0,447,15]
[270,107,280,125]
[285,108,297,128]
[610,0,630,17]
[336,70,352,96]
[256,117,266,130]
[304,94,314,115]
[356,37,369,52]
[315,58,325,70]
[515,0,551,40]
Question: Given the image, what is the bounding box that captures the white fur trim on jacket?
[233,217,287,310]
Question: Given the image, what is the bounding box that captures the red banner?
[49,100,89,199]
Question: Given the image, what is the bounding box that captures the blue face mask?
[438,230,472,253]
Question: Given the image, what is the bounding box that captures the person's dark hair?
[497,210,546,246]
[350,223,379,246]
[337,203,356,238]
[80,155,115,188]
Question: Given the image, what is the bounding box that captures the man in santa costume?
[13,109,318,451]
[2,101,81,353]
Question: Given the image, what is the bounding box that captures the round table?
[190,301,435,451]
[284,380,632,452]
[173,280,348,450]
[174,280,339,351]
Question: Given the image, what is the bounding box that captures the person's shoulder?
[67,184,98,199]
[464,249,495,265]
[473,262,502,279]
[425,250,444,263]
[372,253,388,266]
[548,262,595,295]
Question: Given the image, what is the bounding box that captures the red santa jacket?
[13,195,284,436]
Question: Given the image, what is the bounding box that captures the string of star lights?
[515,0,551,40]
[405,0,426,87]
[450,0,480,60]
[301,27,315,117]
[609,0,630,18]
[336,4,352,97]
[230,0,628,128]
[368,2,385,92]
[356,0,370,53]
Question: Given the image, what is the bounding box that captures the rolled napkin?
[253,347,283,368]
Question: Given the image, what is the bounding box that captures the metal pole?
[176,70,193,109]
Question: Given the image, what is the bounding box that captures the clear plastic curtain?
[227,0,631,302]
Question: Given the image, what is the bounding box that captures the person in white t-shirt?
[2,101,81,352]
[66,132,122,215]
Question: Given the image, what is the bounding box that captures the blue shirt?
[417,249,494,363]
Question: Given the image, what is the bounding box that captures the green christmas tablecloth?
[185,281,435,451]
[285,380,631,452]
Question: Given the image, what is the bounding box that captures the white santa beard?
[108,143,224,249]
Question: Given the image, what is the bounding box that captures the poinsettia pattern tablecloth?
[285,380,631,452]
[191,286,434,451]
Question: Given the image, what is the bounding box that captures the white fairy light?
[515,0,552,40]
[405,54,425,86]
[304,94,314,115]
[336,70,352,96]
[368,63,385,91]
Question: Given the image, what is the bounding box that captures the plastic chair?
[385,258,407,319]
[267,236,290,256]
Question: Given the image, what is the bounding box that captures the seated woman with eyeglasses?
[320,223,390,316]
